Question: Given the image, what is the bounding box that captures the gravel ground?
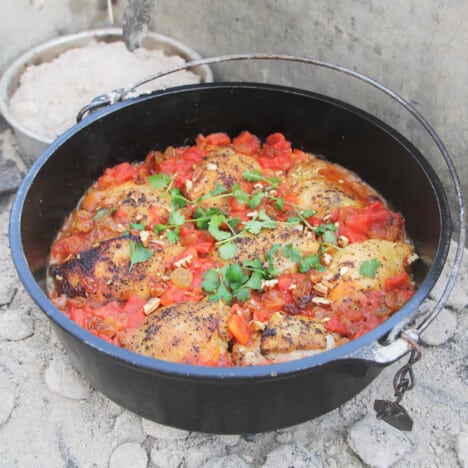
[0,124,466,468]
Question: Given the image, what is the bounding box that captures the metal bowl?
[0,28,213,166]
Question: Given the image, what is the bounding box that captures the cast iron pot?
[9,69,456,433]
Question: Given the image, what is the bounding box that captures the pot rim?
[0,27,213,147]
[9,82,452,380]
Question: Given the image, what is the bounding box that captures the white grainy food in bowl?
[8,40,201,140]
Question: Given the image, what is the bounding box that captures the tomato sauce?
[48,131,416,360]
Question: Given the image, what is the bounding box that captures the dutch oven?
[9,55,465,434]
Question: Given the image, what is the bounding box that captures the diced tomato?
[325,316,349,335]
[51,233,87,261]
[228,311,251,345]
[277,273,307,291]
[158,146,205,187]
[113,207,129,224]
[257,132,294,171]
[98,162,138,188]
[196,132,231,147]
[232,131,261,155]
[122,296,147,328]
[385,272,410,291]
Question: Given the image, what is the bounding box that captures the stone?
[0,308,34,341]
[347,416,413,468]
[261,443,322,468]
[0,388,15,425]
[150,444,185,468]
[217,434,241,447]
[457,431,468,468]
[109,442,148,468]
[201,454,248,468]
[0,158,23,194]
[420,308,457,346]
[112,411,145,444]
[141,417,189,440]
[45,354,91,400]
[0,285,16,307]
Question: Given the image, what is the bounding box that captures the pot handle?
[77,53,465,351]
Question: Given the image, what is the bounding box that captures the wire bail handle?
[77,53,465,340]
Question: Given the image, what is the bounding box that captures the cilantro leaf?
[244,220,264,235]
[282,244,302,263]
[130,222,144,231]
[242,169,264,182]
[201,269,220,293]
[360,258,382,278]
[170,188,188,208]
[209,182,228,196]
[218,242,238,260]
[298,254,323,273]
[225,263,245,284]
[313,223,337,234]
[208,214,231,241]
[265,243,281,261]
[300,209,317,218]
[322,230,337,245]
[128,240,152,271]
[274,197,285,211]
[232,188,250,205]
[245,271,263,290]
[166,229,180,243]
[267,176,280,187]
[148,173,171,189]
[209,283,233,303]
[168,210,186,226]
[235,287,251,302]
[248,191,265,209]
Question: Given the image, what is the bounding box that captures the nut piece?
[313,282,329,297]
[312,297,331,305]
[206,163,218,171]
[174,254,193,268]
[249,320,266,332]
[261,279,278,290]
[143,297,161,315]
[337,235,349,247]
[321,253,332,266]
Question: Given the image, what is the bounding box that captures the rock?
[0,388,15,425]
[112,411,145,444]
[217,434,241,446]
[0,285,16,307]
[150,444,185,468]
[262,443,322,468]
[457,431,468,468]
[420,308,457,346]
[0,158,23,194]
[109,442,148,468]
[274,430,293,444]
[201,454,248,468]
[45,354,91,400]
[0,308,34,341]
[347,416,413,468]
[141,417,189,440]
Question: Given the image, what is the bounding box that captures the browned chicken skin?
[49,234,183,302]
[120,301,232,366]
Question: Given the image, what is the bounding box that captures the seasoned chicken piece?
[232,313,333,366]
[120,301,232,366]
[326,239,415,302]
[81,180,171,233]
[49,234,183,302]
[260,312,327,354]
[287,159,378,217]
[216,224,319,273]
[187,147,261,209]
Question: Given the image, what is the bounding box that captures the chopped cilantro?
[128,240,152,271]
[360,258,382,278]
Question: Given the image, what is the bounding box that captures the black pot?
[9,83,451,434]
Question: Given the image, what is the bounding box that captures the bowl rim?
[9,81,452,380]
[0,27,213,146]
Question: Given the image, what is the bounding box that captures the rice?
[8,40,201,139]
